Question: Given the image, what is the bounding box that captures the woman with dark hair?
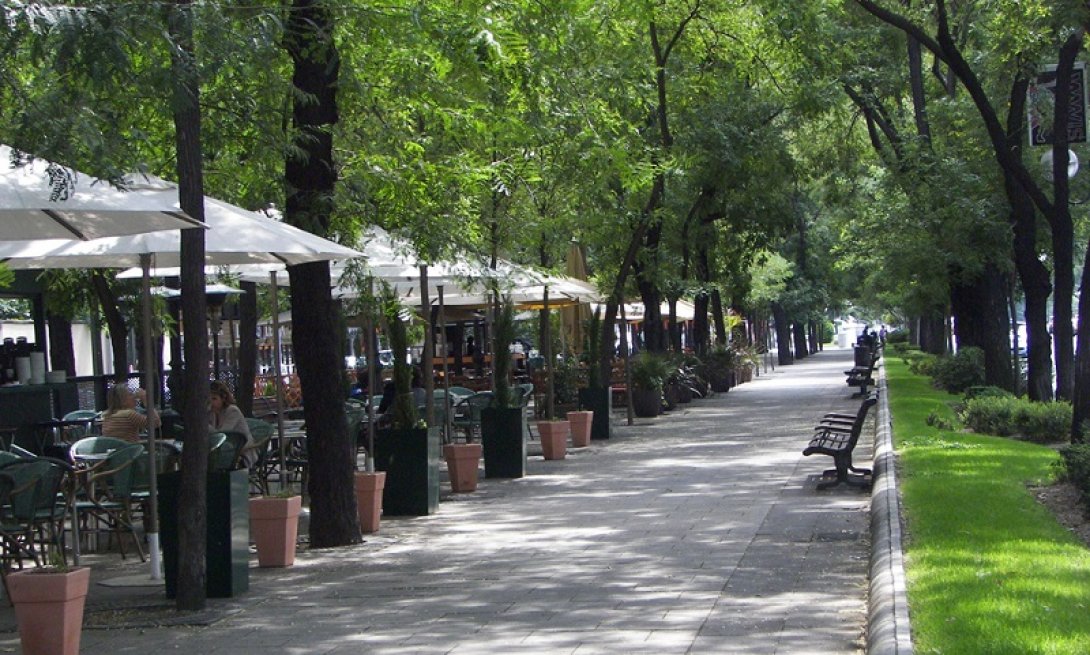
[210,381,255,468]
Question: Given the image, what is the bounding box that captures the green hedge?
[1059,444,1090,504]
[960,395,1072,443]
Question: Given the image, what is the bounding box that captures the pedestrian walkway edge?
[867,371,914,654]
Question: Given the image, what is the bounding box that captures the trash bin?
[160,469,250,598]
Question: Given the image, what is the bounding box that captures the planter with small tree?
[373,290,439,516]
[630,352,670,418]
[481,297,526,478]
[576,308,609,439]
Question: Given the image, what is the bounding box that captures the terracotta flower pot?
[7,566,91,655]
[567,410,593,447]
[354,471,386,534]
[537,420,570,460]
[443,443,483,493]
[249,495,302,567]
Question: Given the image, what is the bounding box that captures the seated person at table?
[101,385,160,443]
[209,381,256,468]
[377,368,427,426]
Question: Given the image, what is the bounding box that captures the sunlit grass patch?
[887,358,1090,654]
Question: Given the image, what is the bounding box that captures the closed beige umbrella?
[560,241,592,354]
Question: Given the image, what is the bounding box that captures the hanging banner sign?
[1028,61,1088,146]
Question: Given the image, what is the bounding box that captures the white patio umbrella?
[0,176,363,579]
[0,146,205,240]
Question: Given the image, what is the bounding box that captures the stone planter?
[537,420,570,460]
[374,427,441,516]
[632,388,661,418]
[443,443,483,493]
[481,407,526,478]
[577,387,611,440]
[7,566,90,655]
[567,410,593,448]
[249,495,302,567]
[354,471,386,533]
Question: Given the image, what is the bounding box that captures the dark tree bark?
[950,264,1013,390]
[667,296,682,352]
[918,312,947,355]
[771,303,793,365]
[285,0,360,547]
[236,281,258,417]
[711,290,727,346]
[89,272,127,380]
[1004,77,1053,401]
[792,321,808,361]
[46,311,75,375]
[168,0,211,612]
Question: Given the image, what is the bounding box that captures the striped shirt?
[100,409,158,442]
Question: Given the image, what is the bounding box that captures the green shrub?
[1018,402,1073,443]
[904,351,938,378]
[1058,444,1090,502]
[931,347,985,394]
[885,330,910,344]
[961,395,1018,436]
[961,396,1072,443]
[925,409,957,431]
[963,385,1014,401]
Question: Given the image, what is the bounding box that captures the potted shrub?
[349,284,388,530]
[443,440,483,492]
[7,559,91,655]
[702,347,736,393]
[373,290,439,516]
[481,297,526,478]
[248,491,302,567]
[577,308,611,439]
[630,352,669,417]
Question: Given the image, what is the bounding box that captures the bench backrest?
[843,394,879,447]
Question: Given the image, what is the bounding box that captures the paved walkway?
[0,347,871,654]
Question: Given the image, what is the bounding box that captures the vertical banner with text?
[1028,62,1089,146]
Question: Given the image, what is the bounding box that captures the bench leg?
[816,454,872,490]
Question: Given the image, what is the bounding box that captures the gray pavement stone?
[0,347,872,654]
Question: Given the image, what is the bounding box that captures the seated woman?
[100,385,161,443]
[209,381,255,468]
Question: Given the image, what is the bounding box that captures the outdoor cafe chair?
[70,436,130,464]
[210,431,247,471]
[60,410,100,442]
[0,458,73,570]
[451,391,493,443]
[8,445,34,460]
[71,443,146,562]
[517,384,535,440]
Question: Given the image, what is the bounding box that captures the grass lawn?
[887,357,1090,654]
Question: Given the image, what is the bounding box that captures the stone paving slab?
[0,348,870,654]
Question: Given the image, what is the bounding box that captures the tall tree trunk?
[771,303,793,365]
[667,296,681,352]
[169,0,211,612]
[1049,34,1082,401]
[285,0,360,547]
[46,311,75,375]
[1004,76,1054,401]
[792,321,808,361]
[710,290,727,346]
[89,272,127,380]
[236,281,258,417]
[950,265,1013,390]
[918,311,947,355]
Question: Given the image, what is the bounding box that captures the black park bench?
[803,393,877,490]
[844,350,879,397]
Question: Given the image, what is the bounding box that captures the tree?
[283,0,360,548]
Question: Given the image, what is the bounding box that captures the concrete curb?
[867,371,914,654]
